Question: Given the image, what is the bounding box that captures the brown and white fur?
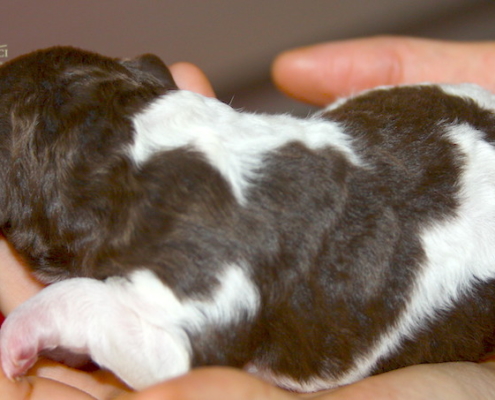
[1,46,495,391]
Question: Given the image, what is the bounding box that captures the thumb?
[272,36,495,106]
[0,360,31,400]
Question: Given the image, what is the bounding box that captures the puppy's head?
[0,47,178,270]
[0,46,177,139]
[0,46,176,164]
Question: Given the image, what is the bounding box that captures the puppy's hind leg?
[0,273,192,389]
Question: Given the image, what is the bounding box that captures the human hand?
[0,61,214,400]
[272,36,495,106]
[115,362,495,400]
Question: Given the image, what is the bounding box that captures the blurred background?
[2,0,495,115]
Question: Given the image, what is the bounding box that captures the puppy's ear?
[121,54,178,90]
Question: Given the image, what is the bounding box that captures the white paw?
[0,279,94,379]
[0,275,192,389]
[0,326,39,379]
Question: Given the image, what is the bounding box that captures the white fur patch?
[439,83,495,111]
[130,91,360,204]
[0,263,259,389]
[124,264,260,333]
[246,363,338,393]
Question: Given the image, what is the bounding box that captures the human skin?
[2,37,495,399]
[271,36,495,106]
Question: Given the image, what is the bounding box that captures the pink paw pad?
[0,300,59,380]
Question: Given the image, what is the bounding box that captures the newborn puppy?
[1,46,495,392]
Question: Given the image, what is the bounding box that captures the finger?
[0,359,31,400]
[28,378,98,400]
[1,358,93,400]
[169,62,216,98]
[129,367,296,400]
[272,36,495,106]
[28,359,129,400]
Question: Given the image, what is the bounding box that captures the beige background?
[2,0,495,114]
